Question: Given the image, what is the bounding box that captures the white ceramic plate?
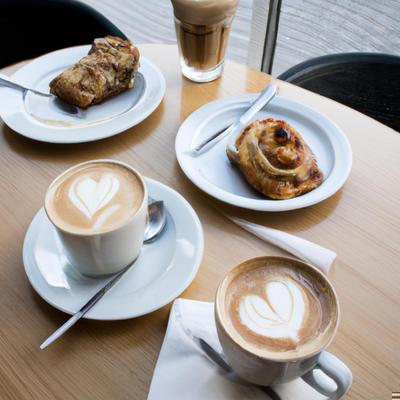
[22,178,203,320]
[175,95,352,212]
[0,45,165,143]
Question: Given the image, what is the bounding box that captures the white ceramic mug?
[215,257,353,399]
[44,160,148,277]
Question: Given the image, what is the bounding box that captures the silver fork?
[0,72,83,117]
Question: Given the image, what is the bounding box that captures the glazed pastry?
[49,36,140,108]
[227,118,323,199]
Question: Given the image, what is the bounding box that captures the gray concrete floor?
[82,0,400,75]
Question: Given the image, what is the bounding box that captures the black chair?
[0,0,126,68]
[261,0,400,132]
[277,53,400,132]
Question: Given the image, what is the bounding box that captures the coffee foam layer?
[46,162,144,234]
[225,260,337,357]
[171,0,239,25]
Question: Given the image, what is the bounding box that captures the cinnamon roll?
[227,118,323,200]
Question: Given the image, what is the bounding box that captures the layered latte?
[45,161,144,235]
[171,0,239,81]
[222,258,338,359]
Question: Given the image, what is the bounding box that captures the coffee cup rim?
[215,256,340,362]
[44,159,148,237]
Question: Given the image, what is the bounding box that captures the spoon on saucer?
[39,200,167,350]
[0,72,84,117]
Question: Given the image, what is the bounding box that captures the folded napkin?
[225,215,336,275]
[148,299,333,400]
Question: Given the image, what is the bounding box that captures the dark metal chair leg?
[261,0,282,74]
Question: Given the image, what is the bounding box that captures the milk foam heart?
[224,259,337,356]
[45,161,144,234]
[239,279,306,341]
[69,174,120,219]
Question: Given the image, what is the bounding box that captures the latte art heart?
[45,161,144,235]
[68,174,121,219]
[239,279,306,341]
[225,259,336,357]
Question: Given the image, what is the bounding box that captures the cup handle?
[301,351,352,399]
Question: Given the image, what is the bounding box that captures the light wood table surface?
[0,44,399,400]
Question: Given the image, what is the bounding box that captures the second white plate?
[23,178,203,320]
[0,45,165,143]
[175,95,352,212]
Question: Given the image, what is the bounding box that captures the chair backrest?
[278,53,400,132]
[248,0,400,76]
[0,0,126,68]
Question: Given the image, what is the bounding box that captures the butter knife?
[192,84,278,154]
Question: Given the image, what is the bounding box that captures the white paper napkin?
[148,299,334,400]
[225,215,336,275]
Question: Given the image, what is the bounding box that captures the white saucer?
[22,178,203,320]
[0,45,165,143]
[175,95,352,212]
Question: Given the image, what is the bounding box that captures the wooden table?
[0,44,399,400]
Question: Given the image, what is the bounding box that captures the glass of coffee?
[215,257,352,398]
[171,0,239,83]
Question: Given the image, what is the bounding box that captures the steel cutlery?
[40,200,166,350]
[0,72,83,117]
[192,83,277,155]
[191,335,281,399]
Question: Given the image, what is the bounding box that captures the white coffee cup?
[44,159,148,277]
[215,257,353,399]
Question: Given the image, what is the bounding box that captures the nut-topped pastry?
[49,36,140,108]
[227,118,323,199]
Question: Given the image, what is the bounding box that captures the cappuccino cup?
[215,257,352,398]
[44,159,148,277]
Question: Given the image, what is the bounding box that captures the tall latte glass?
[171,0,239,82]
[215,257,352,398]
[45,160,148,277]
